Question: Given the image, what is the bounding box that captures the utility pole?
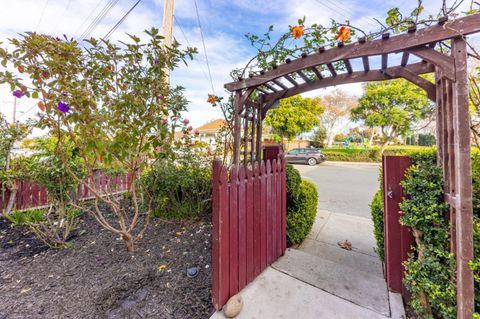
[162,0,175,83]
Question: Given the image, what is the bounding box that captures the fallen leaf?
[338,240,352,251]
[158,264,168,271]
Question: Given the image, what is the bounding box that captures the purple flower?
[57,101,70,113]
[157,95,164,100]
[12,90,25,98]
[154,58,158,65]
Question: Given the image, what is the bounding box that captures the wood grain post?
[452,37,474,319]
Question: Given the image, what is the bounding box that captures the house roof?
[195,119,227,133]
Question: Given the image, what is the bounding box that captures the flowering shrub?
[0,29,197,251]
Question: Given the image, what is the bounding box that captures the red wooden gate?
[212,158,286,310]
[382,155,415,295]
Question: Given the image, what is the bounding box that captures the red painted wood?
[31,183,40,207]
[276,160,282,257]
[15,181,22,210]
[237,166,247,290]
[210,159,287,310]
[212,160,221,309]
[229,167,239,296]
[23,181,31,209]
[40,185,47,205]
[260,162,267,270]
[246,166,254,283]
[383,155,414,294]
[282,159,287,252]
[266,160,272,265]
[253,164,261,276]
[271,159,277,261]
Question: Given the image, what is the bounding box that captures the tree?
[265,95,324,147]
[310,124,327,148]
[320,89,357,148]
[0,30,196,252]
[351,79,431,155]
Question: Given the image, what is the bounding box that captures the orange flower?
[292,25,304,39]
[207,94,217,104]
[17,65,24,73]
[336,26,351,42]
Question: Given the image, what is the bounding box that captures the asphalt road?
[294,162,380,219]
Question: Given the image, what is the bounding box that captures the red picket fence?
[0,170,132,212]
[212,158,287,310]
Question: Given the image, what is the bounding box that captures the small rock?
[338,239,352,250]
[223,294,243,318]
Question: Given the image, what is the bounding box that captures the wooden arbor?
[224,14,480,319]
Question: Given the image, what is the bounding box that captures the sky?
[0,0,477,132]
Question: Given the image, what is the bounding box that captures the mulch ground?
[0,211,213,319]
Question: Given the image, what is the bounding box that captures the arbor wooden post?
[232,91,242,165]
[452,37,474,319]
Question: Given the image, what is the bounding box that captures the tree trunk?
[327,132,335,148]
[122,233,135,252]
[379,139,390,156]
[5,182,16,214]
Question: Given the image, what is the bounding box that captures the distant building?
[193,119,227,149]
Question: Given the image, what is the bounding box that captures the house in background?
[193,119,227,150]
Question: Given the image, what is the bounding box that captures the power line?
[103,0,142,40]
[35,0,50,32]
[173,15,212,86]
[74,0,108,37]
[193,0,215,94]
[80,0,119,40]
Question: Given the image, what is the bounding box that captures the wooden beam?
[262,83,277,92]
[272,79,288,90]
[383,67,436,101]
[297,70,311,82]
[343,59,353,73]
[309,66,323,79]
[401,52,409,67]
[362,56,370,72]
[326,63,337,76]
[381,54,388,70]
[224,13,480,91]
[263,62,434,105]
[409,46,455,81]
[283,74,299,86]
[451,37,474,319]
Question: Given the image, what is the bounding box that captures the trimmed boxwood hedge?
[285,164,318,246]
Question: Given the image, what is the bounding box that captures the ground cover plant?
[0,29,196,251]
[322,145,431,162]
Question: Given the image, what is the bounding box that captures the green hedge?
[285,164,318,246]
[141,157,212,220]
[370,189,384,261]
[322,146,434,162]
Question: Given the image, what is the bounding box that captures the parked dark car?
[285,148,326,166]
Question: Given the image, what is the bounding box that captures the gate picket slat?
[260,162,267,270]
[237,166,247,290]
[276,160,282,257]
[266,160,272,265]
[271,159,277,261]
[229,167,239,296]
[31,183,40,207]
[246,167,254,283]
[253,164,261,275]
[282,160,285,252]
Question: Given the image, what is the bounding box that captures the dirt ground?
[0,212,213,319]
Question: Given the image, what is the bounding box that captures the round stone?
[223,294,243,318]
